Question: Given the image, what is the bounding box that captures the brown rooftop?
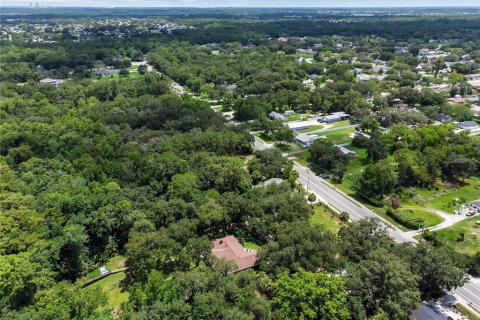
[211,235,258,271]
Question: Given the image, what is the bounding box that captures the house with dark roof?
[268,111,287,122]
[457,121,479,130]
[436,114,453,123]
[211,235,258,271]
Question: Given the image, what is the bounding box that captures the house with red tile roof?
[211,235,258,271]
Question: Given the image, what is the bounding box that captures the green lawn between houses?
[298,125,324,133]
[321,127,355,145]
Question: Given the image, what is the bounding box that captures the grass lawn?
[106,255,126,271]
[289,52,315,59]
[253,133,278,144]
[431,216,480,256]
[211,106,224,112]
[84,268,100,280]
[336,146,369,192]
[396,208,443,228]
[322,127,355,145]
[299,125,324,133]
[288,114,301,121]
[403,177,480,213]
[309,204,341,234]
[294,151,312,167]
[88,272,129,311]
[243,241,262,250]
[430,177,480,212]
[329,120,351,128]
[275,142,303,153]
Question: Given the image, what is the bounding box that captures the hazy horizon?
[1,1,479,8]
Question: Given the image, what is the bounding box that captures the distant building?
[284,110,295,116]
[211,235,258,271]
[288,121,311,131]
[457,121,479,130]
[436,114,453,123]
[448,97,467,104]
[357,74,371,81]
[258,178,284,187]
[268,111,287,122]
[95,67,117,77]
[39,78,62,87]
[336,145,357,157]
[318,112,350,123]
[295,133,315,147]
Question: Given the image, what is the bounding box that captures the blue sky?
[2,0,479,7]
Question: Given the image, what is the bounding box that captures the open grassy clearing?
[395,208,444,228]
[329,120,351,128]
[298,125,324,133]
[211,105,224,112]
[402,177,480,213]
[253,133,278,144]
[309,204,341,234]
[106,255,126,271]
[431,216,480,256]
[89,272,129,312]
[288,114,301,121]
[322,127,355,145]
[275,142,303,153]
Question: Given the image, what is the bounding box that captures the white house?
[295,133,315,147]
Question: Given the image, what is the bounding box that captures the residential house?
[258,178,284,187]
[268,111,287,122]
[336,145,357,157]
[39,78,62,87]
[95,67,117,77]
[318,112,350,123]
[295,133,315,147]
[211,235,258,271]
[448,97,467,104]
[457,121,479,130]
[288,121,311,132]
[436,114,453,123]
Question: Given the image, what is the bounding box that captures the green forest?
[1,7,480,320]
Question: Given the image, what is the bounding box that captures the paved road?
[252,135,480,313]
[453,277,480,313]
[293,162,412,243]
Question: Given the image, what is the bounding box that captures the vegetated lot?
[298,124,324,133]
[329,120,351,128]
[211,106,224,112]
[309,204,341,233]
[106,255,126,271]
[254,132,278,144]
[88,272,128,312]
[432,216,480,256]
[403,177,480,213]
[322,127,355,145]
[336,146,368,193]
[288,113,301,121]
[83,256,128,313]
[395,208,443,228]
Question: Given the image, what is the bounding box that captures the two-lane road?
[294,162,412,243]
[251,135,480,313]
